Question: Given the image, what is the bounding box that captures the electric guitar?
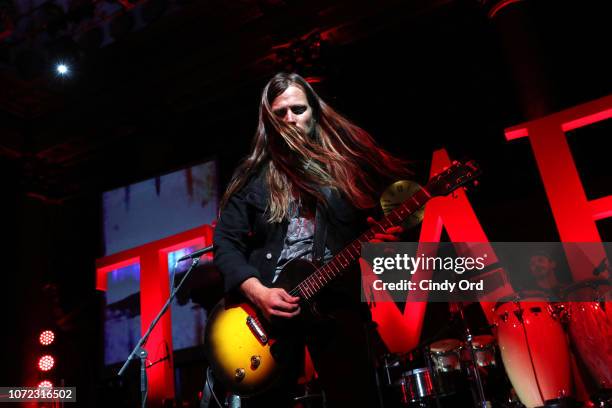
[204,160,481,396]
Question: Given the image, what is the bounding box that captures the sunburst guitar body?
[204,259,315,396]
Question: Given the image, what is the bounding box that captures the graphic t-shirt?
[273,197,332,283]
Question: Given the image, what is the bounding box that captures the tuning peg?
[464,180,480,193]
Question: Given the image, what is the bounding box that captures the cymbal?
[380,180,425,229]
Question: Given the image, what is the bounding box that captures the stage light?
[56,63,69,75]
[38,355,55,371]
[39,330,55,346]
[38,380,53,389]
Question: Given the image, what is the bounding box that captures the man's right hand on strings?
[240,277,301,321]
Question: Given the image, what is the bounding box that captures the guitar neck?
[291,188,432,300]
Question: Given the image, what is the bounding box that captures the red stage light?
[39,330,55,346]
[38,355,55,371]
[38,380,53,389]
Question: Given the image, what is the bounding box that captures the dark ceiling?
[3,0,612,204]
[1,0,463,202]
[0,0,610,213]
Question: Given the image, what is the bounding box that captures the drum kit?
[379,279,611,408]
[380,304,510,408]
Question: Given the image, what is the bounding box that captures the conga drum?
[563,278,611,390]
[494,292,572,408]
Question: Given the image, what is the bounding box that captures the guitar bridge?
[246,316,268,345]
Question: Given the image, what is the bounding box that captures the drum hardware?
[382,353,402,387]
[423,347,442,408]
[512,308,524,323]
[452,302,489,408]
[547,303,568,323]
[293,381,325,408]
[597,297,607,308]
[293,393,325,403]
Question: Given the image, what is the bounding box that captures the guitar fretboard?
[288,188,432,300]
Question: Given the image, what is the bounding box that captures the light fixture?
[38,355,55,372]
[56,63,70,76]
[38,380,53,389]
[39,330,55,346]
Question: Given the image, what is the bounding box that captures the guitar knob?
[235,368,246,381]
[251,355,261,369]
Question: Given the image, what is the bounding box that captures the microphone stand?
[118,256,203,408]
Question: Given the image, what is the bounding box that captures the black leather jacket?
[213,168,373,294]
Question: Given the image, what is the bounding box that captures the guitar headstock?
[425,160,481,197]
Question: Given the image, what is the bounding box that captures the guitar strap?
[312,200,328,266]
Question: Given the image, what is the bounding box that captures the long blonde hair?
[221,73,410,222]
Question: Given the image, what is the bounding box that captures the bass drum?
[494,292,572,408]
[563,278,612,390]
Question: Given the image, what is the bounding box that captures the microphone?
[177,244,215,262]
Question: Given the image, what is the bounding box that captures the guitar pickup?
[246,316,268,345]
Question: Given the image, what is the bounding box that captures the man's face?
[271,85,315,136]
[529,255,555,279]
